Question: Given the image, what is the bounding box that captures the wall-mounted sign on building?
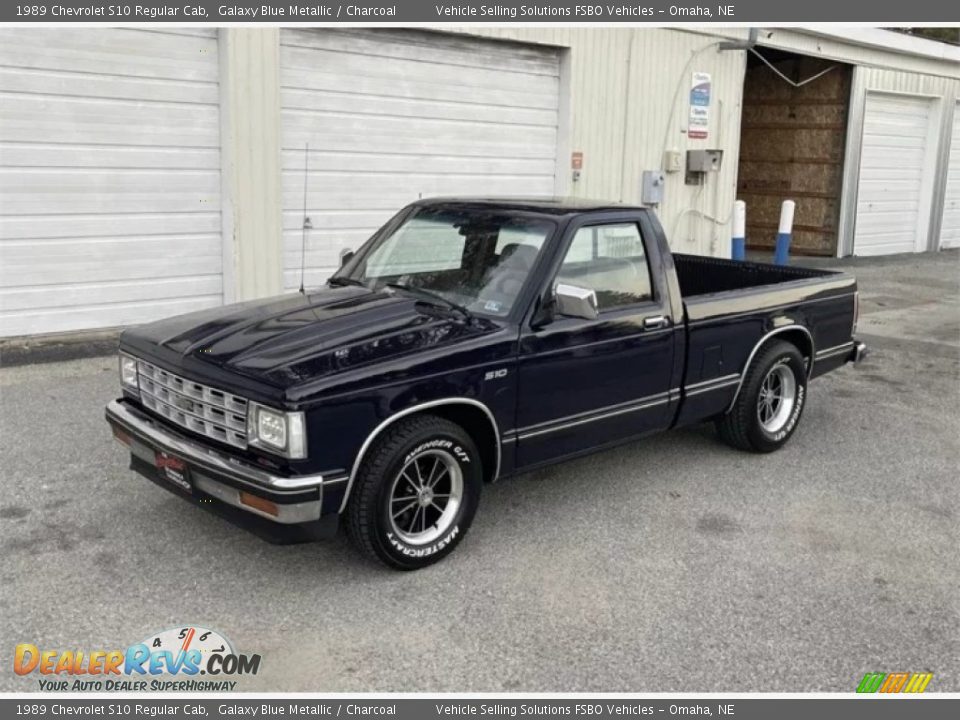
[689,71,711,139]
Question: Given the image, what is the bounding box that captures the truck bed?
[669,252,858,429]
[672,253,837,298]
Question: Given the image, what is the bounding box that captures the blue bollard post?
[774,200,795,266]
[731,200,746,261]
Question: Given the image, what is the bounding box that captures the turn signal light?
[239,492,278,517]
[111,426,131,446]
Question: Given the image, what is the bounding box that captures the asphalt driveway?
[1,250,957,692]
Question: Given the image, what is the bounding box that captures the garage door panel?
[282,88,558,127]
[2,256,224,287]
[280,29,561,291]
[2,192,220,216]
[1,275,223,312]
[0,68,219,105]
[1,234,221,264]
[854,92,936,256]
[283,110,556,146]
[1,296,222,339]
[282,150,556,176]
[282,130,557,161]
[0,143,219,170]
[0,28,223,337]
[0,168,220,194]
[283,170,555,197]
[1,212,221,241]
[283,46,556,95]
[281,208,394,233]
[0,29,218,82]
[281,68,559,110]
[1,96,219,146]
[282,180,548,210]
[857,133,927,151]
[283,29,560,77]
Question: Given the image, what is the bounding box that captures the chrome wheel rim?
[388,449,463,546]
[757,363,797,434]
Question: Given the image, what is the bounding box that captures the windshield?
[339,207,554,317]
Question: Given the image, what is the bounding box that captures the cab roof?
[412,196,646,216]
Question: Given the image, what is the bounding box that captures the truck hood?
[121,286,499,390]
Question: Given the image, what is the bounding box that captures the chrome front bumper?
[850,341,868,364]
[105,399,333,524]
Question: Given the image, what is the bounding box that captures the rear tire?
[717,340,807,453]
[346,415,482,570]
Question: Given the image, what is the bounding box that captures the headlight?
[248,403,306,459]
[119,353,139,392]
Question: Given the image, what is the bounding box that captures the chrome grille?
[136,359,248,450]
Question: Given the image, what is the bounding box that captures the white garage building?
[0,26,957,338]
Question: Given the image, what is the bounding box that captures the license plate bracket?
[155,451,192,494]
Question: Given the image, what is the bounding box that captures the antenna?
[299,142,312,295]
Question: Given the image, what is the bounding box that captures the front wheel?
[716,340,807,453]
[345,415,482,570]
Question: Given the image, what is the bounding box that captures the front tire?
[717,340,807,453]
[346,415,482,570]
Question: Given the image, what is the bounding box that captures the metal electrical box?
[641,170,666,205]
[685,149,723,185]
[687,149,723,173]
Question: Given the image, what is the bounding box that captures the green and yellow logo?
[857,672,933,694]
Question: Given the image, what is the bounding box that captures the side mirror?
[555,283,598,321]
[340,249,354,268]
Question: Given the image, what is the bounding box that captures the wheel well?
[429,404,499,483]
[770,327,814,374]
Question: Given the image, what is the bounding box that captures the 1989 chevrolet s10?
[106,198,866,569]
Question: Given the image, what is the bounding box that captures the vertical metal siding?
[462,27,746,257]
[940,104,960,249]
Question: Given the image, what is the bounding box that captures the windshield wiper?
[327,276,367,288]
[386,282,474,321]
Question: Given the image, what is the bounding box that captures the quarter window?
[556,223,653,310]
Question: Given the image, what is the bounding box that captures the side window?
[556,223,654,310]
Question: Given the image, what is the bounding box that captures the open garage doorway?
[737,48,853,257]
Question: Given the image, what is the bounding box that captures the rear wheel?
[717,340,807,453]
[346,415,481,570]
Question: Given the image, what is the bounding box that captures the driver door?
[514,220,677,468]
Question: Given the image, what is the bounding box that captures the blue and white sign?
[689,71,712,139]
[690,71,712,106]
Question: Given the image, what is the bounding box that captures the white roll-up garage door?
[279,29,561,290]
[853,92,938,256]
[939,104,960,250]
[0,29,223,337]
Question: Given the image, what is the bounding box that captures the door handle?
[643,315,670,330]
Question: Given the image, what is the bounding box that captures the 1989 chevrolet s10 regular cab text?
[105,198,866,569]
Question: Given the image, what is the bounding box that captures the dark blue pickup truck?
[106,198,866,569]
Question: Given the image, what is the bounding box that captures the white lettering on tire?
[770,375,805,442]
[403,439,471,465]
[387,525,460,557]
